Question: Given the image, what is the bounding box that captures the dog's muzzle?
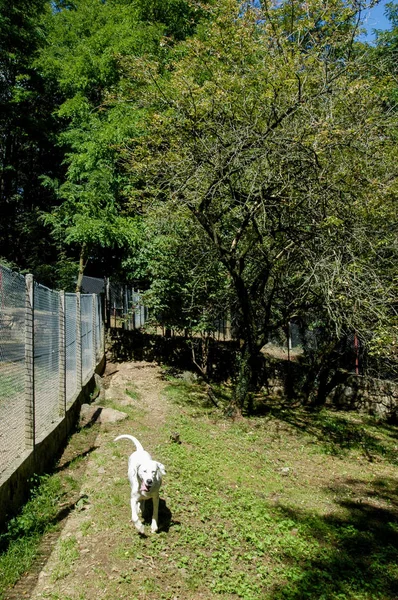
[140,479,153,492]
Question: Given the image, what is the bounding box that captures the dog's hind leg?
[151,495,160,533]
[131,497,145,534]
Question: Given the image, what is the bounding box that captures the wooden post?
[25,274,35,451]
[59,291,66,417]
[76,292,82,390]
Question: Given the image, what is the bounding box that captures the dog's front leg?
[131,496,145,534]
[151,494,159,533]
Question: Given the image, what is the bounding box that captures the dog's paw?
[133,521,145,535]
[151,521,158,534]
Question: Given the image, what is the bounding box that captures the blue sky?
[360,0,393,41]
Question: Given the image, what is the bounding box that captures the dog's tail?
[114,434,144,453]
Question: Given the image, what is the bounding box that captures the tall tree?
[0,0,62,283]
[123,0,398,410]
[37,0,208,289]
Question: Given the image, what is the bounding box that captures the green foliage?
[38,0,166,101]
[126,202,231,332]
[123,0,398,403]
[0,0,62,284]
[374,2,398,72]
[34,0,208,284]
[1,0,397,391]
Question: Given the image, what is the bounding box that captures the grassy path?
[2,360,398,600]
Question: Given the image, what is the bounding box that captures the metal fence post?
[132,287,136,330]
[124,285,129,330]
[105,277,110,329]
[92,293,97,371]
[76,292,82,390]
[59,291,66,417]
[100,294,105,356]
[25,274,35,451]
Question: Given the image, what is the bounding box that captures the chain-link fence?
[105,279,148,330]
[0,265,104,479]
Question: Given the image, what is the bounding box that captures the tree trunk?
[75,243,88,293]
[227,270,267,413]
[233,341,264,414]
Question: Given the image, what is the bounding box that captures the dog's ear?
[157,462,166,475]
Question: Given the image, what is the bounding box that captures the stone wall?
[108,329,398,421]
[326,373,398,421]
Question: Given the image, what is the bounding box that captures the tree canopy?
[0,0,397,407]
[121,0,398,407]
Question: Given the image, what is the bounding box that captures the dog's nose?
[146,479,153,486]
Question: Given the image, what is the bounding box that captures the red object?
[354,332,359,375]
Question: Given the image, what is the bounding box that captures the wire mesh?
[0,266,104,479]
[81,294,93,383]
[0,266,26,476]
[109,281,124,328]
[34,283,60,443]
[65,293,77,406]
[107,281,147,330]
[132,290,146,329]
[95,295,102,361]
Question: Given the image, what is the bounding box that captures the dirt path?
[25,360,172,600]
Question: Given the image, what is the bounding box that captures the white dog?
[114,434,166,534]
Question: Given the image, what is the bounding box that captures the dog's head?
[137,460,166,492]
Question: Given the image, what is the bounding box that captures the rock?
[181,371,198,383]
[79,404,101,427]
[79,404,128,427]
[97,407,128,424]
[94,373,106,401]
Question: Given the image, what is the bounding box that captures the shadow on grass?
[54,444,99,473]
[262,403,398,466]
[140,498,179,535]
[270,476,398,600]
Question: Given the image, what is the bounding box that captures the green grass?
[156,379,398,600]
[1,375,398,600]
[51,535,80,581]
[125,385,140,401]
[0,425,99,600]
[0,474,68,594]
